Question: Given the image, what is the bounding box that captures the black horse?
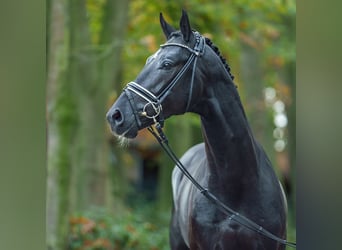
[106,11,287,250]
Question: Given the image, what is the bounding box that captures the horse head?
[106,10,209,139]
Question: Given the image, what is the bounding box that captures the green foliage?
[68,207,169,250]
[121,0,296,107]
[86,0,106,44]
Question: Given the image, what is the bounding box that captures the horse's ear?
[180,9,192,42]
[160,13,176,39]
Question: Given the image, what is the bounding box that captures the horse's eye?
[162,60,173,69]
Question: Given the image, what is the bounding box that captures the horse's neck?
[200,82,259,195]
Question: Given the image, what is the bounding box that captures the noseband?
[123,31,205,128]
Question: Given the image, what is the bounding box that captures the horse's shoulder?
[171,143,207,248]
[172,142,206,185]
[180,142,206,163]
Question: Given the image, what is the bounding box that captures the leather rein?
[122,32,296,248]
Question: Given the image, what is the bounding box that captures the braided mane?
[168,31,235,81]
[204,37,235,81]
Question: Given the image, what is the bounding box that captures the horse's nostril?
[111,109,124,125]
[112,110,120,120]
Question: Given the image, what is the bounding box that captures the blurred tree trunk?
[99,0,129,91]
[67,0,101,210]
[47,0,72,249]
[97,0,129,210]
[47,0,129,249]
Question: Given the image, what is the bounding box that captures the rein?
[123,32,296,248]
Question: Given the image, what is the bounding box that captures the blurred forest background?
[46,0,296,249]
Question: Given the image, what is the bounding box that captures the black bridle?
[122,32,296,248]
[123,31,205,128]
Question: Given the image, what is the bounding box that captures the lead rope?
[147,122,296,248]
